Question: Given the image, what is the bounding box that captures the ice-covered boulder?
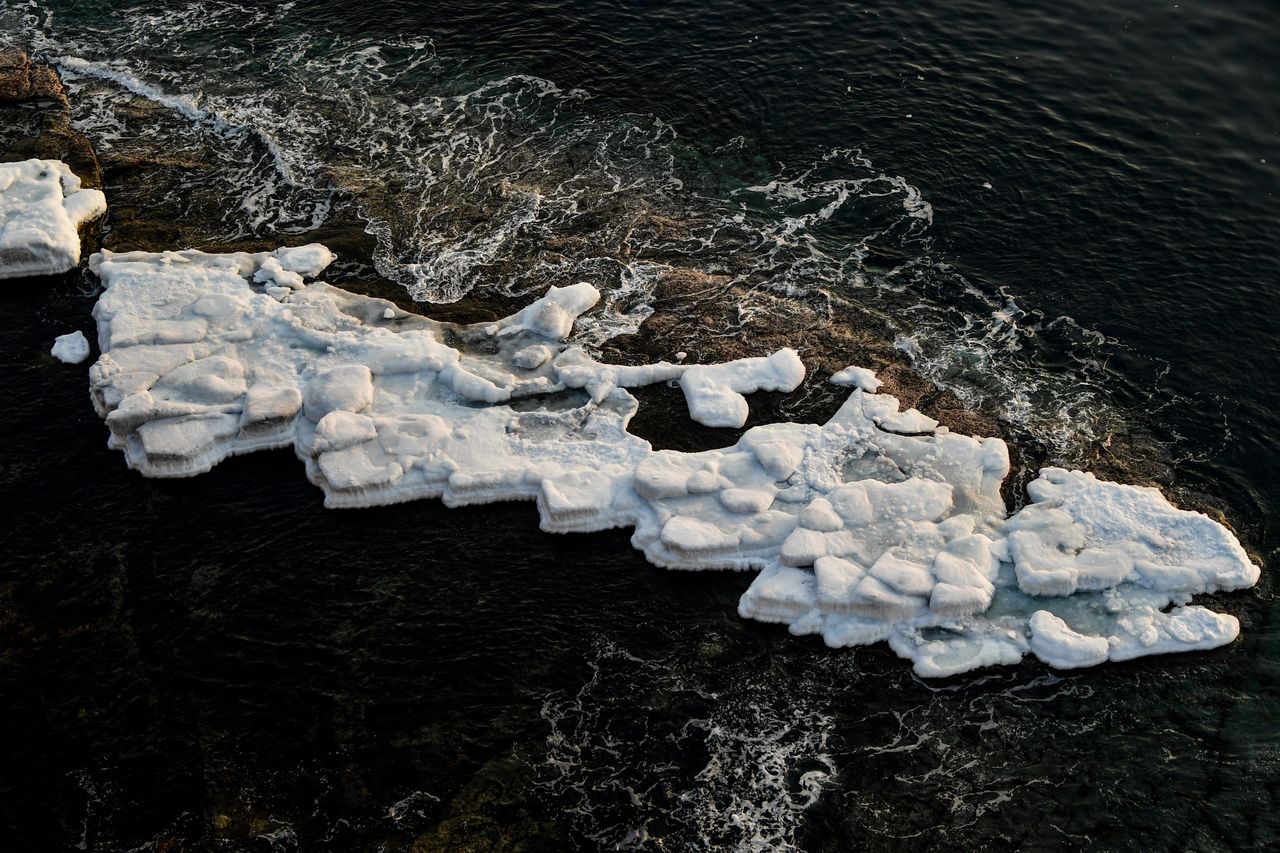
[1004,467,1259,597]
[82,245,1262,676]
[0,159,106,279]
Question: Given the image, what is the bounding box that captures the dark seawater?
[1,0,1278,850]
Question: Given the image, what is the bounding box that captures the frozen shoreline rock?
[85,245,1261,676]
[0,159,106,278]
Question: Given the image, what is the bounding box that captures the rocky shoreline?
[8,39,1249,544]
[0,48,103,262]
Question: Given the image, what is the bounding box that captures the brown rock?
[0,48,67,105]
[26,64,66,102]
[0,49,31,101]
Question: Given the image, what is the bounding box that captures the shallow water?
[1,0,1277,849]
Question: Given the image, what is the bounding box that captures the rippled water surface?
[1,0,1277,849]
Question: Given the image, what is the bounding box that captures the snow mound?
[0,159,106,279]
[84,246,1261,676]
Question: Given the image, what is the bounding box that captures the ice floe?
[51,329,91,363]
[84,245,1261,675]
[0,159,106,279]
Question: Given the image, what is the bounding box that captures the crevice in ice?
[83,244,1262,677]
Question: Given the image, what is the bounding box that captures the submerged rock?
[410,752,566,852]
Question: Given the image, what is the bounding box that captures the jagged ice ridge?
[84,245,1260,676]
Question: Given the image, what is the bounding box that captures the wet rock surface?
[0,47,66,105]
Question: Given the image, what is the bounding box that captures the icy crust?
[86,246,1261,676]
[678,351,805,428]
[0,159,106,279]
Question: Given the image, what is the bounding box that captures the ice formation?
[0,159,106,279]
[84,245,1261,676]
[51,329,91,363]
[830,365,882,394]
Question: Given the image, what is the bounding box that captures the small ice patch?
[51,330,91,363]
[679,349,806,428]
[1028,610,1110,669]
[876,408,938,435]
[485,281,600,340]
[271,243,336,278]
[0,159,106,279]
[830,365,882,393]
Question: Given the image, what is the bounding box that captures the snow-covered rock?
[83,245,1262,676]
[0,159,106,279]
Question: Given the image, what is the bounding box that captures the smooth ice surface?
[51,329,90,363]
[85,246,1261,676]
[0,159,106,279]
